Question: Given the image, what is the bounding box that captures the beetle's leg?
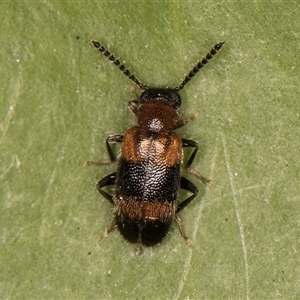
[84,134,123,165]
[174,215,192,247]
[128,100,139,116]
[96,173,118,240]
[181,138,199,169]
[174,176,198,246]
[96,172,117,204]
[176,176,198,213]
[105,217,117,236]
[181,138,212,184]
[104,135,123,163]
[174,112,198,130]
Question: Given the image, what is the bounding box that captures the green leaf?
[1,2,300,299]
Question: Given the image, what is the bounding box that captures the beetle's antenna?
[174,41,225,92]
[91,40,149,90]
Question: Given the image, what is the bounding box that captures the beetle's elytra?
[89,39,224,253]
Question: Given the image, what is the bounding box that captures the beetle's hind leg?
[177,177,198,213]
[174,215,193,248]
[96,172,117,204]
[104,217,117,236]
[97,173,118,240]
[174,176,199,247]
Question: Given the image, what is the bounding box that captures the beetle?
[89,39,224,253]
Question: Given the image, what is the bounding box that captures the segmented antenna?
[91,40,149,90]
[174,41,225,92]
